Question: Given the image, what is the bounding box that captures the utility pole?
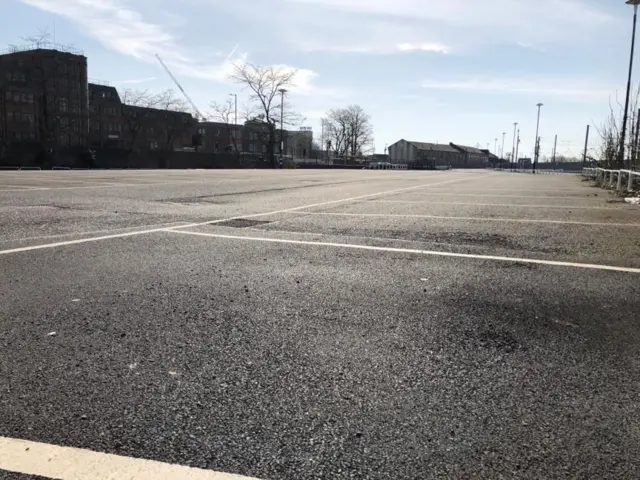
[278,88,287,161]
[533,103,543,174]
[511,123,518,171]
[619,0,640,169]
[552,134,558,167]
[515,129,521,170]
[634,108,640,168]
[500,132,506,169]
[582,125,590,167]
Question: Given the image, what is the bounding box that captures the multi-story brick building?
[196,121,242,153]
[0,43,311,165]
[0,43,89,149]
[88,82,123,148]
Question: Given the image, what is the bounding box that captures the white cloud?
[117,76,158,85]
[397,43,449,54]
[421,77,612,100]
[276,0,611,53]
[19,0,327,93]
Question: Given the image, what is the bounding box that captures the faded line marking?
[395,192,599,199]
[164,230,640,274]
[0,175,483,256]
[170,175,486,230]
[367,200,620,210]
[0,221,192,245]
[0,436,258,480]
[281,211,640,227]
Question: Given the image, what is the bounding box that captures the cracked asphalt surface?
[1,169,639,479]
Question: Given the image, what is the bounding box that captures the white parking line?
[280,212,640,227]
[0,221,193,245]
[164,230,640,274]
[0,436,258,480]
[0,175,483,256]
[397,192,597,199]
[368,200,620,210]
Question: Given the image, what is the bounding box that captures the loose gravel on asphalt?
[0,169,639,480]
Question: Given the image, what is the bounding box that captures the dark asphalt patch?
[215,219,273,228]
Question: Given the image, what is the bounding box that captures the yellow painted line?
[164,230,640,274]
[0,436,259,479]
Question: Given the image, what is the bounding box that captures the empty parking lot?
[1,169,639,479]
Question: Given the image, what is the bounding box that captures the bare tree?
[596,84,640,169]
[153,89,193,153]
[21,27,52,47]
[119,89,160,152]
[210,97,240,156]
[324,105,374,159]
[230,63,296,167]
[119,88,193,154]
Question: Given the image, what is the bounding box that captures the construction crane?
[155,54,206,121]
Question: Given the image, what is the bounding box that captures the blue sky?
[1,0,636,158]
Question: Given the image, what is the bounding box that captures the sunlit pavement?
[1,169,639,479]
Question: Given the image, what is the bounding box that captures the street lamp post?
[620,0,640,169]
[229,93,237,150]
[278,88,287,162]
[511,123,518,171]
[229,93,238,125]
[533,102,543,174]
[501,132,506,165]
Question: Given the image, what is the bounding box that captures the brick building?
[0,43,311,165]
[388,139,490,168]
[0,43,89,149]
[88,82,123,148]
[196,121,242,153]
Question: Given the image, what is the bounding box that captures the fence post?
[629,172,634,191]
[617,171,623,191]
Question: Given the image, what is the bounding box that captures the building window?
[59,97,68,113]
[198,127,205,135]
[150,141,158,150]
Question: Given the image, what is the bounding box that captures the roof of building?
[406,141,459,153]
[450,143,487,154]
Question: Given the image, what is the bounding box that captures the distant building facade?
[0,43,313,162]
[0,44,89,148]
[388,139,491,168]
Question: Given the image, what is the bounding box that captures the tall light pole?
[501,131,506,159]
[278,88,287,160]
[511,123,518,170]
[515,129,521,169]
[620,0,640,169]
[229,93,237,150]
[533,102,543,174]
[228,93,237,125]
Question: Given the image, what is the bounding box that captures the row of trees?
[597,84,640,169]
[210,63,375,166]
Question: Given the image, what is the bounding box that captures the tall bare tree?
[120,88,192,154]
[324,105,374,159]
[210,97,240,156]
[596,84,640,169]
[230,63,296,167]
[119,89,160,153]
[153,89,193,153]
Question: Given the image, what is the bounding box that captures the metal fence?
[582,167,640,193]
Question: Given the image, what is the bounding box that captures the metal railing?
[582,167,640,192]
[1,42,83,56]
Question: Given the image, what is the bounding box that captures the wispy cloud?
[397,43,449,54]
[20,0,326,93]
[117,76,158,85]
[421,77,612,100]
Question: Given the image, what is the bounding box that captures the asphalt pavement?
[0,169,639,479]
